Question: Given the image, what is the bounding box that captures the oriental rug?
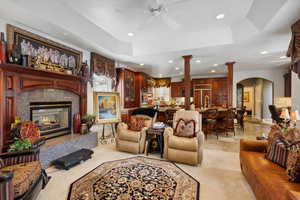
[68,156,200,200]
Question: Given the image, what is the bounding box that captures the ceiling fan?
[137,0,190,30]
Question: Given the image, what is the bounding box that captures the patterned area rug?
[68,156,200,200]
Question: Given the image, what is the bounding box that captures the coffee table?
[145,127,165,158]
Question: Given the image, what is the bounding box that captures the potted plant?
[8,138,32,152]
[81,114,96,134]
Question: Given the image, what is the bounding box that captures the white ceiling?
[0,0,299,77]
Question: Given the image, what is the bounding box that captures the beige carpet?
[37,143,256,200]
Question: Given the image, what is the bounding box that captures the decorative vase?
[73,113,81,134]
[0,32,7,63]
[81,123,88,134]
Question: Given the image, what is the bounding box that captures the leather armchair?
[163,110,204,165]
[116,108,157,154]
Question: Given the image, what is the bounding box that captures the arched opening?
[237,78,274,122]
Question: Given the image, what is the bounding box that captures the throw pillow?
[285,128,300,142]
[266,136,291,168]
[286,143,300,182]
[129,116,146,131]
[174,119,196,138]
[268,125,283,145]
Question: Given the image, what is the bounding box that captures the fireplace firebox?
[30,101,72,139]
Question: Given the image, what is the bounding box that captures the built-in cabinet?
[193,77,228,107]
[171,82,186,97]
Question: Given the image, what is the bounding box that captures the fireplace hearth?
[30,101,72,139]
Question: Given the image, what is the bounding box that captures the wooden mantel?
[0,63,87,152]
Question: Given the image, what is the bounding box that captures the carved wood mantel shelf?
[0,63,87,152]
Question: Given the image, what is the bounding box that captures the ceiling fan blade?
[161,14,180,29]
[164,0,191,7]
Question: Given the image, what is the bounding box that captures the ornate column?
[183,55,193,110]
[225,62,235,107]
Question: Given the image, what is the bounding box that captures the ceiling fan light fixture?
[216,14,225,20]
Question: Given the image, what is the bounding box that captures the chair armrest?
[0,148,40,166]
[117,122,128,131]
[240,139,267,153]
[0,170,14,199]
[288,190,300,200]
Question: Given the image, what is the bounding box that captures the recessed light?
[280,56,287,59]
[216,14,225,20]
[213,64,218,67]
[128,32,134,37]
[175,67,179,70]
[140,63,144,66]
[211,70,216,73]
[261,51,268,55]
[196,60,201,63]
[168,60,173,63]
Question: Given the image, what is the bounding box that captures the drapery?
[154,78,171,88]
[287,19,300,78]
[91,52,116,79]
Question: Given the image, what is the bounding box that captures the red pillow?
[174,119,196,138]
[129,116,146,131]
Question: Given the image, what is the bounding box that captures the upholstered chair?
[163,110,205,165]
[116,108,157,154]
[0,149,48,200]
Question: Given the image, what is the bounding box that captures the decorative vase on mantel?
[73,113,81,134]
[0,32,7,63]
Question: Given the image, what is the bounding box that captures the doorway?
[236,78,274,121]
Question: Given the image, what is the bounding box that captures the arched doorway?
[237,78,274,122]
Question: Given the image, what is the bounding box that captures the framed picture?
[7,24,82,73]
[243,91,250,102]
[93,92,121,124]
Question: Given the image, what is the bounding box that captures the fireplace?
[30,101,72,139]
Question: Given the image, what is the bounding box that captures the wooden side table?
[145,127,165,158]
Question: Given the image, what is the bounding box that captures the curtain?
[287,19,300,78]
[154,78,171,88]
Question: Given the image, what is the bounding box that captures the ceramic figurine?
[0,32,7,63]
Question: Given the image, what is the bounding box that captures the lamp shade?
[291,110,300,120]
[280,108,290,119]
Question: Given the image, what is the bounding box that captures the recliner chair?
[163,110,204,165]
[116,108,157,154]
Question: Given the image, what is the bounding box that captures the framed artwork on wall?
[93,92,121,124]
[7,24,83,73]
[243,91,250,102]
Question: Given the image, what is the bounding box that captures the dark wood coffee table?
[145,127,165,158]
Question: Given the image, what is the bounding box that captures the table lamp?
[280,108,290,128]
[290,110,300,127]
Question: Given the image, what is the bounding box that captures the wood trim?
[0,63,87,152]
[226,62,235,107]
[183,55,192,110]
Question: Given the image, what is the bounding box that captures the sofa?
[164,110,204,165]
[240,139,300,200]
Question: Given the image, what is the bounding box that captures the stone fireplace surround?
[0,63,87,152]
[17,89,79,136]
